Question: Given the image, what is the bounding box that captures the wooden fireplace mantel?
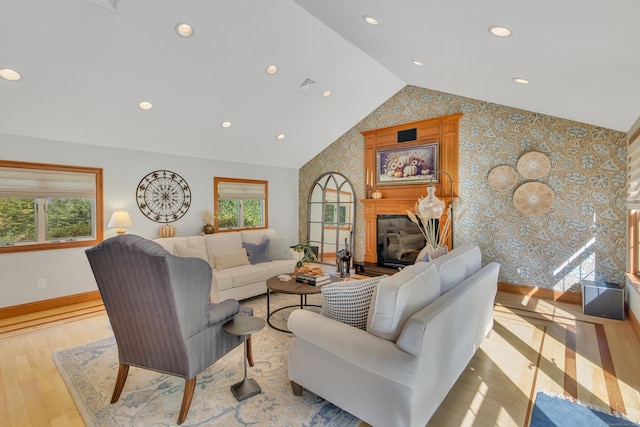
[361,114,460,264]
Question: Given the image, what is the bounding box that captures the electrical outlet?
[37,278,46,289]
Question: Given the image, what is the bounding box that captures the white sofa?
[287,244,500,427]
[155,228,298,303]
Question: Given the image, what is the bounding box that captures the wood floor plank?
[594,323,626,414]
[564,323,578,398]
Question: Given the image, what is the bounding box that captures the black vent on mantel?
[397,128,417,143]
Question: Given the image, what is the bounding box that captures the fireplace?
[376,214,427,268]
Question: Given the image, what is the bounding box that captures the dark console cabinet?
[581,280,624,320]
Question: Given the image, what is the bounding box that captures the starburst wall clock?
[136,170,191,223]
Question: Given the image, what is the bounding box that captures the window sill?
[625,272,640,295]
[0,239,100,254]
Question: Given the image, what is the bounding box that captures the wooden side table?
[223,316,266,401]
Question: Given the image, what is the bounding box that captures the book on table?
[295,273,331,285]
[296,273,330,282]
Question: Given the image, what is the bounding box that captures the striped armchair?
[85,234,253,424]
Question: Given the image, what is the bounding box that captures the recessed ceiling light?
[175,23,193,38]
[221,121,232,128]
[321,90,332,98]
[276,134,285,141]
[138,101,153,110]
[513,77,530,85]
[488,26,512,37]
[266,65,278,75]
[412,60,424,66]
[363,15,379,26]
[0,68,21,81]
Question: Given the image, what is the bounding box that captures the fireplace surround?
[376,214,426,268]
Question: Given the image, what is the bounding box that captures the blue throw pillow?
[242,240,272,264]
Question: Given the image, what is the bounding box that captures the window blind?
[217,181,266,200]
[628,134,640,210]
[0,167,96,198]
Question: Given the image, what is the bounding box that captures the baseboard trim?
[0,290,102,320]
[498,282,582,305]
[629,309,640,341]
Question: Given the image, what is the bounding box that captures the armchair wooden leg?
[177,377,197,425]
[246,335,254,367]
[290,380,303,396]
[110,363,130,404]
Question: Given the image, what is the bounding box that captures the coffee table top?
[266,274,337,295]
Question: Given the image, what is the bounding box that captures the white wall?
[0,133,299,307]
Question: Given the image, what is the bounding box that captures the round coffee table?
[266,274,334,333]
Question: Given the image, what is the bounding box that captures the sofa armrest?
[288,309,419,386]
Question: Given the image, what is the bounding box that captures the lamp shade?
[418,186,444,219]
[108,210,133,234]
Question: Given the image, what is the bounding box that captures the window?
[307,173,356,263]
[0,160,103,253]
[214,177,267,231]
[323,188,351,229]
[628,128,640,276]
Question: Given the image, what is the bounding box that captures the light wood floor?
[1,292,639,427]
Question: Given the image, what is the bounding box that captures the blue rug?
[52,294,360,426]
[530,392,639,427]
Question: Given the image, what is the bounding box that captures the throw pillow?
[263,235,291,260]
[173,243,208,262]
[242,240,271,264]
[321,276,388,330]
[212,248,250,270]
[367,263,441,342]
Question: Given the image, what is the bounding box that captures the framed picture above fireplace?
[376,143,439,186]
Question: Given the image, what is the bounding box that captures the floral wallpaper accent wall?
[299,85,627,291]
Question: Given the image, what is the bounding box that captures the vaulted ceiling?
[1,0,639,168]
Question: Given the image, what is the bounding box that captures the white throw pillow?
[321,276,387,330]
[367,263,441,342]
[173,243,208,262]
[212,248,250,270]
[263,235,291,260]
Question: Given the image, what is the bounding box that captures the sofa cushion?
[242,240,272,264]
[225,264,270,287]
[212,248,250,270]
[367,263,441,342]
[438,257,466,293]
[212,271,233,291]
[174,242,209,262]
[266,259,297,277]
[204,233,243,268]
[321,276,388,330]
[263,235,292,260]
[240,228,277,245]
[428,244,482,292]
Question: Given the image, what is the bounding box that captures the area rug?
[53,295,360,427]
[530,391,639,427]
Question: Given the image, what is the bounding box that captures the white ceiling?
[1,1,639,169]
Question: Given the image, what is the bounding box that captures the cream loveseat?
[288,244,500,427]
[155,229,297,303]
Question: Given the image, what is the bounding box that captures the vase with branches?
[200,208,216,234]
[407,186,452,258]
